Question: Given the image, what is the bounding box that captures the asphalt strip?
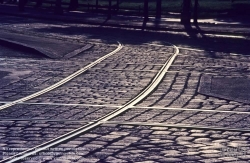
[0,30,93,59]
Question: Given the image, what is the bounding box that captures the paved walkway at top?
[0,4,250,36]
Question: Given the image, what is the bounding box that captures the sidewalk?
[0,4,250,36]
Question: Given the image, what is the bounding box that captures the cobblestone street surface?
[34,124,250,163]
[0,14,250,163]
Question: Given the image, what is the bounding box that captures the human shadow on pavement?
[183,23,198,38]
[183,22,207,39]
[142,18,148,31]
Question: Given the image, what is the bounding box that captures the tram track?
[0,44,248,112]
[0,21,250,162]
[1,16,250,162]
[0,42,123,111]
[0,42,179,162]
[0,50,249,161]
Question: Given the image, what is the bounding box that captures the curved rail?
[0,43,179,163]
[0,42,123,111]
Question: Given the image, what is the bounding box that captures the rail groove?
[0,42,179,163]
[0,42,123,111]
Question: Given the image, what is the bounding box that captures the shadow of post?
[142,18,148,31]
[194,23,206,38]
[183,23,197,38]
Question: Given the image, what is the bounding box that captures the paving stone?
[106,156,128,163]
[176,136,195,141]
[34,124,248,162]
[0,120,87,160]
[152,131,171,135]
[159,157,183,162]
[1,15,250,163]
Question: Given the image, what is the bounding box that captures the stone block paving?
[0,104,118,121]
[137,49,250,112]
[23,124,250,163]
[22,45,173,105]
[26,70,154,105]
[0,43,116,102]
[0,120,87,160]
[1,15,250,163]
[112,108,250,129]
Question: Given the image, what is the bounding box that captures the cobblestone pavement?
[0,15,250,163]
[29,124,250,163]
[137,49,250,110]
[0,42,117,102]
[0,120,87,159]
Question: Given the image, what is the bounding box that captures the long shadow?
[153,18,161,29]
[141,18,148,31]
[214,3,250,26]
[29,24,250,55]
[183,23,197,38]
[0,13,250,55]
[182,22,207,39]
[194,23,206,38]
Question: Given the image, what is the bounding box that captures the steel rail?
[0,42,123,111]
[0,42,179,163]
[102,121,250,132]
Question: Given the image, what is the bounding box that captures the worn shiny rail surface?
[1,43,179,163]
[0,42,123,111]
